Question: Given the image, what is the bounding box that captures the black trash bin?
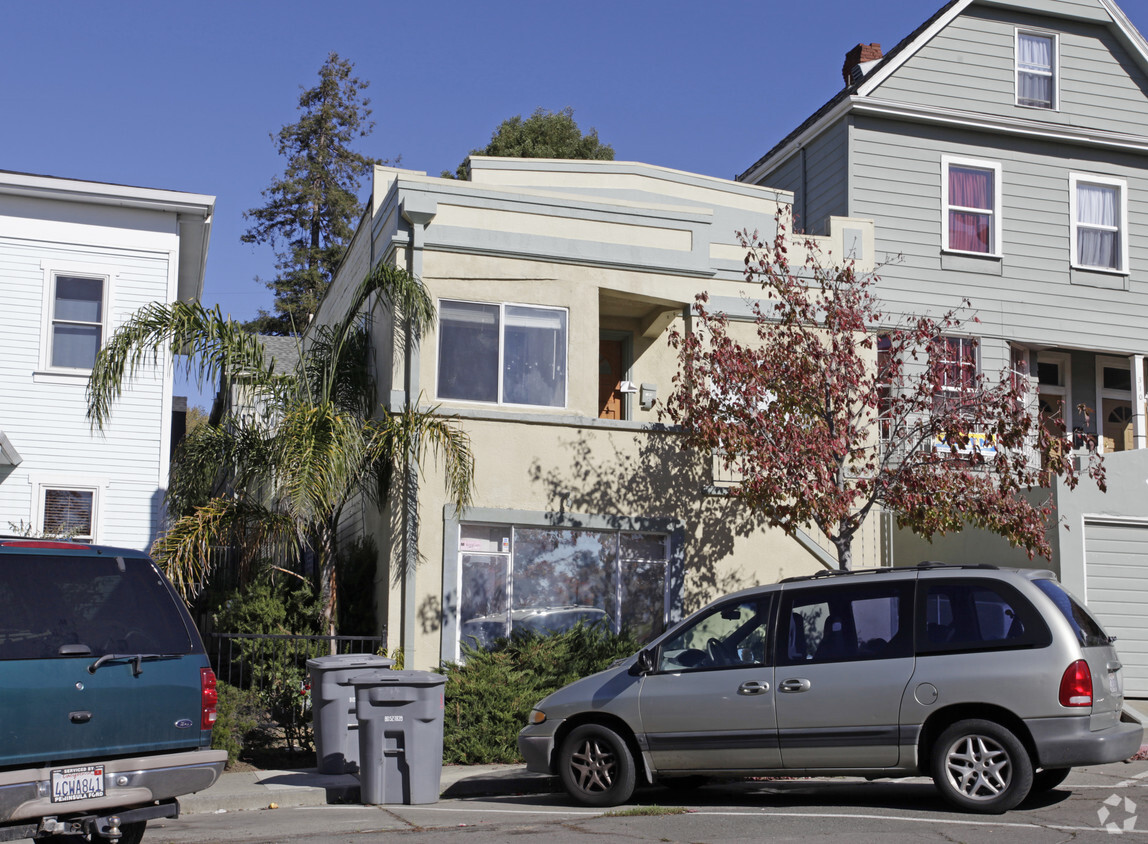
[348,669,447,805]
[306,654,395,774]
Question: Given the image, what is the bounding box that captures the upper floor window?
[931,336,979,413]
[1070,175,1127,273]
[942,157,1001,256]
[437,300,568,408]
[48,274,106,371]
[1016,31,1057,109]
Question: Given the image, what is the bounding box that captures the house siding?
[850,116,1148,357]
[0,231,177,550]
[871,6,1148,138]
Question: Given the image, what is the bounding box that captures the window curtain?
[948,167,992,253]
[1018,34,1053,107]
[1076,183,1119,269]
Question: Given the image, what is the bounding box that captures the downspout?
[399,195,437,666]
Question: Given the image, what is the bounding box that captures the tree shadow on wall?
[528,429,777,614]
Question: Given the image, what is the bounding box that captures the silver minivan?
[518,563,1144,813]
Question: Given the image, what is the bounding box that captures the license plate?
[51,765,105,803]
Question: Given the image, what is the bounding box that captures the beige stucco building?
[317,157,876,669]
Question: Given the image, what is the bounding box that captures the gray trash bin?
[349,669,447,805]
[307,654,395,774]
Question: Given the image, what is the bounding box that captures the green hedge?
[441,624,640,764]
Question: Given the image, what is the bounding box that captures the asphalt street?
[146,760,1148,843]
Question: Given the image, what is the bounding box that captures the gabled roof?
[737,0,1148,184]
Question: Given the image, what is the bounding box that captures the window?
[47,274,106,370]
[437,300,567,407]
[657,597,771,672]
[779,582,912,665]
[931,336,978,410]
[877,334,895,442]
[1097,356,1134,453]
[942,157,1001,255]
[917,579,1051,653]
[457,524,667,653]
[41,488,96,543]
[1071,175,1127,272]
[1016,31,1056,109]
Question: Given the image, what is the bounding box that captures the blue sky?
[5,0,1146,408]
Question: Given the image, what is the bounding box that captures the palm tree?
[86,262,474,637]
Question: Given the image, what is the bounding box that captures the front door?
[598,338,625,420]
[774,581,915,769]
[639,596,779,772]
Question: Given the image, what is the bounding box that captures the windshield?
[1034,579,1110,648]
[0,554,195,659]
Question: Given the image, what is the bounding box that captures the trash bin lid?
[306,654,395,671]
[345,669,447,687]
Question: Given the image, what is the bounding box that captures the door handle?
[779,678,811,693]
[737,680,770,695]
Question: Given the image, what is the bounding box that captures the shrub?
[441,624,639,764]
[212,682,262,767]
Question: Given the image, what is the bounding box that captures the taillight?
[1059,659,1093,707]
[201,667,219,730]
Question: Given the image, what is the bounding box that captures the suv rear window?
[1033,579,1110,648]
[917,579,1051,654]
[0,554,195,659]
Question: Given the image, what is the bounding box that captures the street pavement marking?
[1117,770,1148,788]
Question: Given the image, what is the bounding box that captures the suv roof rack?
[916,561,1000,570]
[780,566,901,583]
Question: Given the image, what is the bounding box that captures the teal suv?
[519,563,1144,813]
[0,540,225,843]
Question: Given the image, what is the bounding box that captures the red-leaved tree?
[664,215,1105,569]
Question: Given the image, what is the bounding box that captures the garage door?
[1084,520,1148,698]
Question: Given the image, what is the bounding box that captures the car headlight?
[527,708,547,725]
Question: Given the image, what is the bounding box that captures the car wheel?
[931,719,1033,813]
[559,723,637,807]
[1031,767,1071,794]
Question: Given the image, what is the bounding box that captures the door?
[774,581,915,768]
[639,595,778,772]
[598,338,625,420]
[1084,520,1148,696]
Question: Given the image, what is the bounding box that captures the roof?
[737,0,1148,184]
[258,335,303,375]
[0,170,215,303]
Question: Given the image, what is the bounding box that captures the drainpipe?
[398,194,437,666]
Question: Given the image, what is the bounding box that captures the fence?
[210,632,387,751]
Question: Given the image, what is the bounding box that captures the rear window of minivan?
[0,554,195,659]
[1034,579,1110,648]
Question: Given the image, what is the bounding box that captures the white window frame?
[38,264,111,376]
[1070,174,1128,274]
[31,480,103,544]
[435,299,569,409]
[941,156,1003,257]
[934,335,980,401]
[1015,29,1059,110]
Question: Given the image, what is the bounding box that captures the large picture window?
[942,157,1001,255]
[1071,175,1126,272]
[48,274,106,370]
[1016,31,1056,109]
[437,300,567,408]
[457,524,667,654]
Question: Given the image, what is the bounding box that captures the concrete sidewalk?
[179,764,558,814]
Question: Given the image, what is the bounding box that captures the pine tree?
[243,53,392,334]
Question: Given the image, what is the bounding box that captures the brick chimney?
[842,42,883,86]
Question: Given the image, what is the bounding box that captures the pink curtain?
[948,167,992,253]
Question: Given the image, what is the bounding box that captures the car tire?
[931,719,1033,813]
[1031,766,1072,794]
[558,723,637,807]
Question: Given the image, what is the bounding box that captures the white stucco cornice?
[0,170,215,302]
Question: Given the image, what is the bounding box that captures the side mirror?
[629,648,655,676]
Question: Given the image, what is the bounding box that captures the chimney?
[842,42,883,86]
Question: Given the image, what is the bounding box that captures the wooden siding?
[850,116,1148,356]
[871,5,1148,137]
[757,121,851,237]
[0,236,172,550]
